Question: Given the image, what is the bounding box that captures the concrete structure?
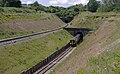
[64,28,94,37]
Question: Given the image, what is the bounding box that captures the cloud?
[71,0,89,5]
[21,0,35,4]
[49,0,68,5]
[59,0,68,4]
[49,0,58,4]
[27,1,33,4]
[48,0,91,7]
[21,0,100,7]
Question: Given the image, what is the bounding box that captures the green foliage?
[31,1,39,7]
[87,0,100,12]
[68,4,86,12]
[76,13,120,74]
[71,12,102,29]
[97,4,109,12]
[0,30,72,74]
[30,1,46,12]
[28,2,86,23]
[0,7,64,40]
[98,0,120,12]
[45,4,85,23]
[0,7,4,12]
[0,0,21,7]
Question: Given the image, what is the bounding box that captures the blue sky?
[21,0,101,7]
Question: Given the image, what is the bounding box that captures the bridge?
[64,28,94,37]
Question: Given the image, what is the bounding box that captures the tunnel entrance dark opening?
[60,17,73,23]
[75,32,83,45]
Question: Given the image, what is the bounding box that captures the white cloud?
[49,0,58,5]
[49,0,91,7]
[72,0,89,5]
[58,0,68,4]
[49,0,69,5]
[27,1,33,4]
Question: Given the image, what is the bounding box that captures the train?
[69,34,83,47]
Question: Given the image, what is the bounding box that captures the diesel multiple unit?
[69,34,83,47]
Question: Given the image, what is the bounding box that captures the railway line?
[21,33,82,74]
[34,46,74,74]
[0,24,68,47]
[21,44,76,74]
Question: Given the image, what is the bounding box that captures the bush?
[0,7,4,12]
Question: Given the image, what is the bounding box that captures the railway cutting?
[21,29,92,74]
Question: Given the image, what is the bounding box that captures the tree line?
[26,0,120,22]
[0,0,21,7]
[0,0,120,22]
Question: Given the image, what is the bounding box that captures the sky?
[21,0,101,7]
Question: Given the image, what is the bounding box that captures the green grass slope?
[0,7,65,40]
[70,12,120,29]
[50,12,120,74]
[78,13,120,74]
[0,30,72,74]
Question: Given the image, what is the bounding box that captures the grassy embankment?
[78,12,120,74]
[0,7,65,40]
[0,30,72,74]
[50,12,120,74]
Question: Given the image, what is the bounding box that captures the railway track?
[0,24,68,47]
[21,28,84,74]
[34,46,74,74]
[21,42,75,74]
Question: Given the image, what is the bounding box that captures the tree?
[0,0,21,7]
[31,1,39,7]
[100,0,120,12]
[87,0,100,12]
[31,1,46,11]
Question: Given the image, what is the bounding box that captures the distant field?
[50,12,120,74]
[0,30,72,74]
[0,7,65,40]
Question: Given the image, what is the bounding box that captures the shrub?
[0,7,4,12]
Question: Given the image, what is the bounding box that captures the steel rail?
[0,24,68,46]
[34,46,73,74]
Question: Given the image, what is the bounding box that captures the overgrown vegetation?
[1,0,120,23]
[49,12,120,74]
[0,0,21,7]
[98,0,120,12]
[0,7,65,40]
[25,0,120,22]
[0,1,120,74]
[0,30,72,74]
[70,12,120,29]
[77,13,120,74]
[78,49,120,74]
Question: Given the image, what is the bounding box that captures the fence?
[21,43,70,74]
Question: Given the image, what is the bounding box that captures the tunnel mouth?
[75,32,83,39]
[60,17,73,23]
[75,32,83,44]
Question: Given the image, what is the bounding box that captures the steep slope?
[50,12,120,74]
[0,30,72,74]
[0,7,65,40]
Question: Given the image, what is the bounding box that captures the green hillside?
[78,12,120,74]
[50,12,120,74]
[0,7,65,40]
[0,30,72,74]
[0,0,120,74]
